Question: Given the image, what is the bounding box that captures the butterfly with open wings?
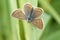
[12,4,44,29]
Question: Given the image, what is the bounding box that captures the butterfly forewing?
[33,8,43,18]
[24,4,32,15]
[12,9,26,20]
[31,19,43,29]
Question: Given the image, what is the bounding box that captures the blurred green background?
[0,0,60,40]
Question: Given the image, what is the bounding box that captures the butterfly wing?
[12,9,26,20]
[33,8,44,18]
[24,4,32,15]
[31,19,43,29]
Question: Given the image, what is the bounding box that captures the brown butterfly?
[12,4,44,29]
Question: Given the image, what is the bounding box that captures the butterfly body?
[27,8,34,22]
[12,4,44,29]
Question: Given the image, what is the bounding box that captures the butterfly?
[12,4,44,29]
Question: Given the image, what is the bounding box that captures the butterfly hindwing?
[33,8,43,18]
[31,19,43,29]
[12,9,26,20]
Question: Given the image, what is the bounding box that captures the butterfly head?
[27,15,32,22]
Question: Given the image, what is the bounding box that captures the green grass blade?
[38,0,60,24]
[0,0,3,40]
[8,0,21,40]
[0,0,13,40]
[17,0,26,40]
